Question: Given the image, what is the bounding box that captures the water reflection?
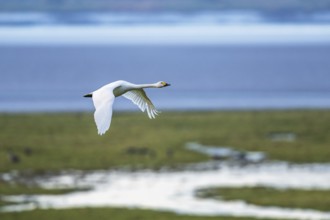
[2,143,330,219]
[185,142,266,163]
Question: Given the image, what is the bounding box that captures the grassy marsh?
[0,182,89,195]
[196,186,330,212]
[1,110,330,173]
[1,110,330,219]
[0,207,275,220]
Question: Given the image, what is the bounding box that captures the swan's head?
[157,81,171,88]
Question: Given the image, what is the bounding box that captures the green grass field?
[0,207,276,220]
[0,182,89,195]
[197,186,330,212]
[1,110,330,219]
[0,110,330,173]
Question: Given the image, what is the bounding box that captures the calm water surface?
[1,45,330,112]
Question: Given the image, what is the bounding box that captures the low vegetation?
[1,110,330,219]
[196,186,330,212]
[0,207,275,220]
[0,110,330,173]
[0,182,89,195]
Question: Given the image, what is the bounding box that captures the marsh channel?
[1,142,330,220]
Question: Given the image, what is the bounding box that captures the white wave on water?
[1,11,330,26]
[0,12,330,45]
[0,23,330,45]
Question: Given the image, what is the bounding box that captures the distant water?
[0,11,330,112]
[1,11,330,26]
[1,45,330,112]
[1,12,330,45]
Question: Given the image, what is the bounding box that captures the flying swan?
[84,80,171,135]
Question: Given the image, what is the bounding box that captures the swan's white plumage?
[86,80,170,135]
[92,87,115,135]
[122,90,159,119]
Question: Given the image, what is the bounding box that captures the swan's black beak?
[164,83,171,87]
[84,93,93,98]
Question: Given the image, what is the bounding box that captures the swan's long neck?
[114,82,159,97]
[132,83,158,89]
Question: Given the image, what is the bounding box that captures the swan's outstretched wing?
[123,89,160,119]
[92,89,115,135]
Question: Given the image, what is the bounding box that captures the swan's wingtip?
[84,93,93,98]
[97,129,107,135]
[148,110,161,119]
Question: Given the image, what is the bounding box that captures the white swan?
[84,80,171,135]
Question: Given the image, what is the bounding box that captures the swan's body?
[84,80,170,135]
